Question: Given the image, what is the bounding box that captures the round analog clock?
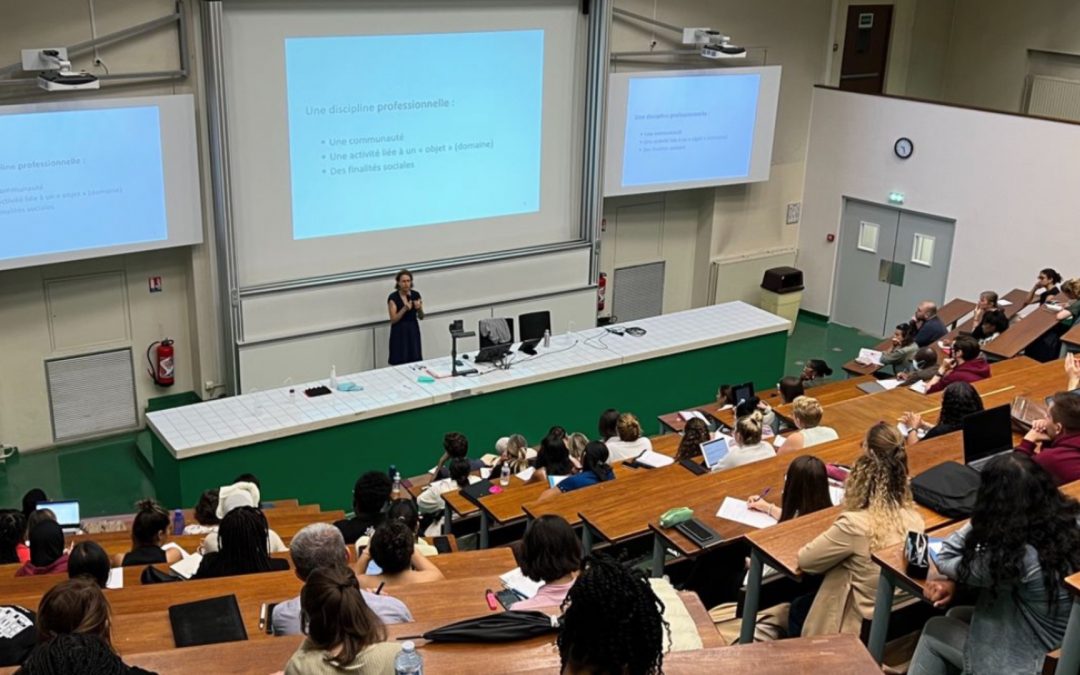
[894,137,914,159]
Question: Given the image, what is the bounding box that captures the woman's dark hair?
[952,335,981,361]
[558,555,668,675]
[937,382,984,429]
[394,269,413,290]
[0,509,27,564]
[913,346,938,370]
[894,322,917,347]
[581,442,612,482]
[536,431,573,476]
[980,310,1009,336]
[68,542,110,588]
[779,456,832,522]
[448,457,472,489]
[777,376,805,404]
[28,520,65,568]
[301,565,387,668]
[193,489,220,527]
[443,432,469,458]
[22,489,48,518]
[131,499,170,547]
[368,521,414,574]
[598,409,620,439]
[959,454,1080,608]
[36,576,113,647]
[520,515,581,584]
[387,499,420,534]
[1042,268,1063,285]
[217,506,273,575]
[18,633,128,675]
[805,359,833,378]
[232,473,261,489]
[675,418,710,462]
[352,471,392,517]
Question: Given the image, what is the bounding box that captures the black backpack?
[911,462,981,518]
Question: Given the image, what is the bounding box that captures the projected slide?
[284,30,544,240]
[621,73,760,187]
[0,107,168,260]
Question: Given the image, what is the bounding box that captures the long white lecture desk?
[147,302,789,460]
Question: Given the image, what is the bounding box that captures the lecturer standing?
[388,269,424,365]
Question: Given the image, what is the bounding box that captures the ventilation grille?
[1026,75,1080,122]
[46,349,138,441]
[612,261,665,322]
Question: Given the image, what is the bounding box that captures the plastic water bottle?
[172,509,184,536]
[395,641,423,674]
[543,329,551,348]
[500,463,511,487]
[392,471,402,500]
[329,365,338,389]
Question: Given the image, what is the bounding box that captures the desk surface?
[982,303,1062,359]
[1063,323,1080,349]
[148,303,789,460]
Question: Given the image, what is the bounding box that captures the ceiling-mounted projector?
[21,48,100,92]
[701,43,747,60]
[682,28,746,60]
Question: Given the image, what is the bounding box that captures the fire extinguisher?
[147,339,175,387]
[597,272,607,312]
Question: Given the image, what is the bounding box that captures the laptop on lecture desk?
[962,404,1014,471]
[38,500,81,534]
[699,436,731,471]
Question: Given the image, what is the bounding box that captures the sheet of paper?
[678,410,706,422]
[911,380,929,394]
[715,496,777,529]
[516,466,536,482]
[548,475,569,488]
[170,552,203,580]
[499,567,543,599]
[829,483,845,506]
[479,468,492,480]
[997,299,1012,307]
[856,348,884,366]
[772,435,786,448]
[635,450,674,468]
[106,567,124,589]
[161,541,190,559]
[878,378,901,391]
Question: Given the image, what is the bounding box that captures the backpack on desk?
[911,462,980,518]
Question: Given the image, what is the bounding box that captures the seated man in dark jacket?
[911,300,948,348]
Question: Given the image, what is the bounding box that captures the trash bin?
[759,266,803,335]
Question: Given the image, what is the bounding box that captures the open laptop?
[699,436,731,471]
[962,404,1014,471]
[38,500,81,534]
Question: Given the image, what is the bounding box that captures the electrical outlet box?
[786,202,801,225]
[21,48,68,71]
[682,28,711,45]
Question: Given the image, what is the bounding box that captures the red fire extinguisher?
[147,339,175,387]
[597,272,607,312]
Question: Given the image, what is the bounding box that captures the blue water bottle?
[172,508,185,535]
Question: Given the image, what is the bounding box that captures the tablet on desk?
[699,437,730,471]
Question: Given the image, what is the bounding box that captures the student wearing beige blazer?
[797,423,924,637]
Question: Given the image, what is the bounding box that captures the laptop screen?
[962,404,1013,465]
[699,437,730,469]
[38,500,80,527]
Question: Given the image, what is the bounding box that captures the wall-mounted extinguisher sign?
[147,339,175,387]
[597,272,607,313]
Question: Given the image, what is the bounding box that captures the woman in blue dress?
[387,269,424,365]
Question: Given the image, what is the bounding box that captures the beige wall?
[0,0,222,450]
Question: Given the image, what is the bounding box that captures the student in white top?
[416,457,481,537]
[711,412,776,472]
[779,396,839,454]
[200,481,286,554]
[603,413,653,461]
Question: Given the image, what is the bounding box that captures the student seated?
[970,290,999,329]
[777,375,806,404]
[15,521,68,578]
[17,632,156,675]
[566,432,589,470]
[925,335,990,394]
[283,565,400,675]
[273,523,411,636]
[557,555,667,675]
[800,359,833,386]
[201,481,286,554]
[880,322,918,374]
[747,455,832,522]
[1028,278,1080,362]
[334,472,392,546]
[488,434,530,479]
[797,423,923,637]
[20,489,47,519]
[597,408,620,442]
[533,429,575,485]
[779,396,838,453]
[674,417,711,463]
[909,454,1080,675]
[182,489,219,536]
[433,431,484,478]
[711,412,775,472]
[111,499,184,567]
[512,515,581,610]
[898,346,939,386]
[540,442,613,499]
[417,457,481,535]
[1015,389,1080,485]
[901,381,984,447]
[383,499,437,556]
[603,413,652,461]
[1026,267,1062,306]
[68,542,111,589]
[911,300,948,348]
[972,306,1010,345]
[356,521,444,588]
[193,506,289,579]
[0,510,27,564]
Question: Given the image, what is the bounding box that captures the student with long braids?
[193,506,289,579]
[557,555,669,675]
[910,454,1080,674]
[797,423,923,636]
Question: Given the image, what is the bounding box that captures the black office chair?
[518,311,551,341]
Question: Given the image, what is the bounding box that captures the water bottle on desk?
[543,329,550,348]
[172,509,184,536]
[395,640,423,674]
[500,463,511,487]
[392,471,402,500]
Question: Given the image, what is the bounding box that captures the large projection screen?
[220,0,588,289]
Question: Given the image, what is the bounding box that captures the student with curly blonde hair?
[796,423,923,636]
